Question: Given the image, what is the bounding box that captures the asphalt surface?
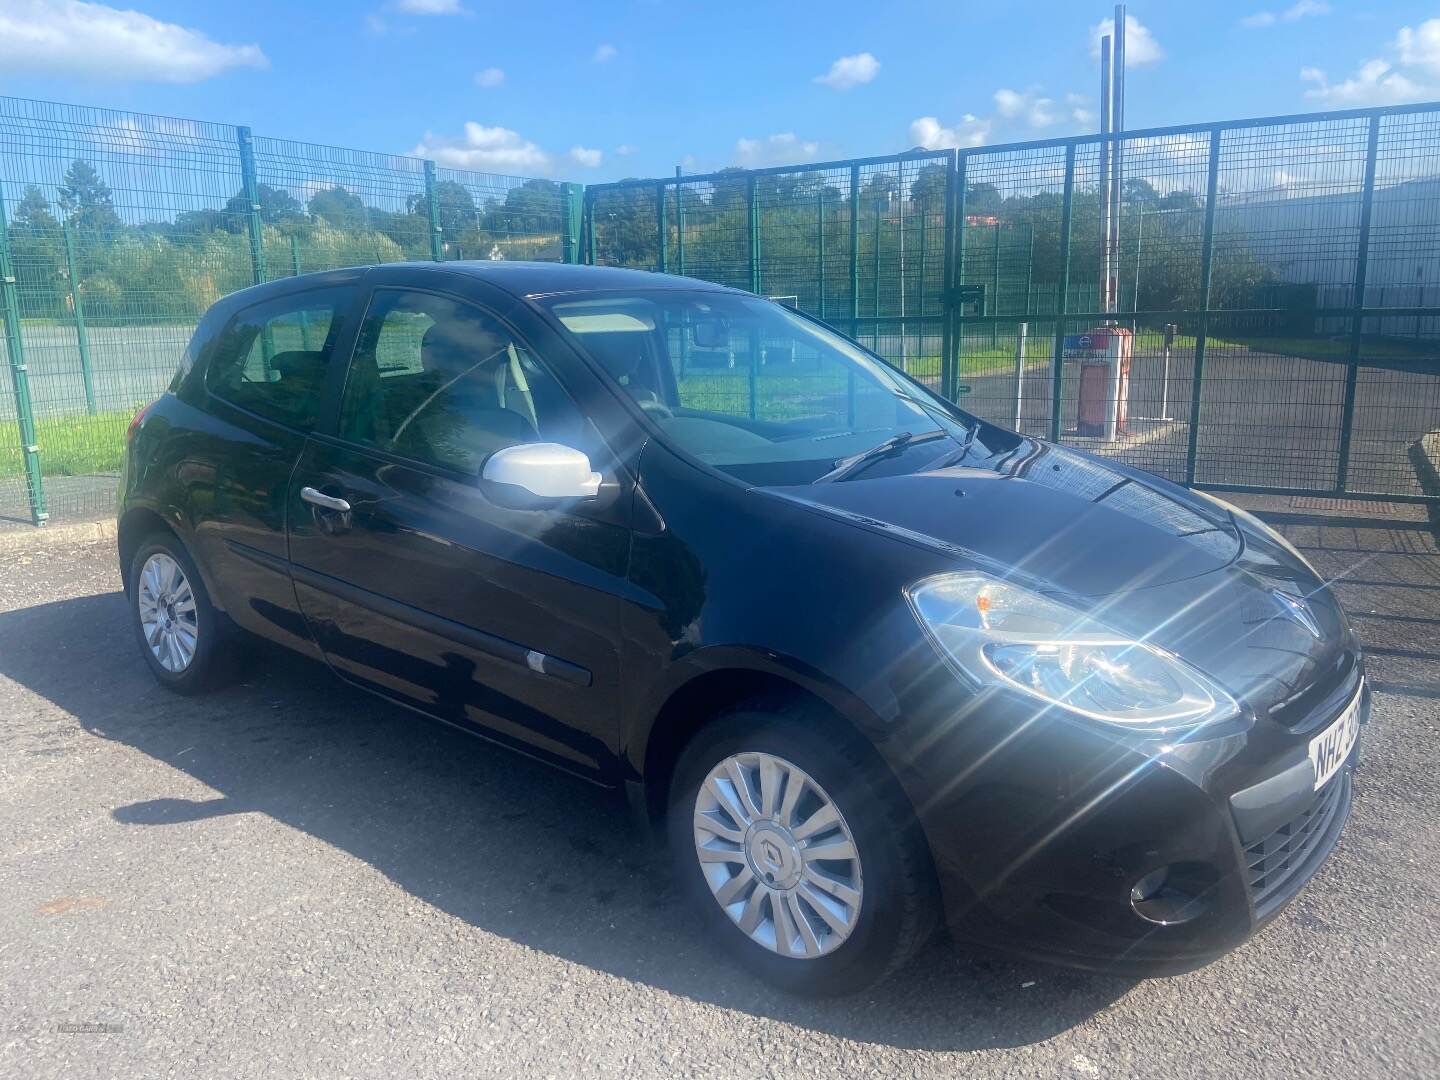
[1,511,1438,1079]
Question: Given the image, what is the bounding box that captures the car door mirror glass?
[482,442,602,501]
[691,317,729,350]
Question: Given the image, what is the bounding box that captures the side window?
[206,287,356,430]
[338,289,587,474]
[663,312,893,426]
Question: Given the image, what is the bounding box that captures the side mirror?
[692,317,729,349]
[481,442,602,505]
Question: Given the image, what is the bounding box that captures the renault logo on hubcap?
[759,837,783,869]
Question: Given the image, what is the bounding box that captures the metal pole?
[583,189,596,266]
[1185,127,1223,487]
[748,173,761,295]
[675,167,685,276]
[849,164,861,341]
[816,188,826,319]
[899,189,907,372]
[0,186,47,524]
[873,193,882,321]
[1099,38,1113,316]
[560,183,579,264]
[1133,207,1144,313]
[423,159,444,262]
[1024,223,1034,317]
[61,217,96,415]
[235,126,267,285]
[991,220,1001,348]
[1014,321,1028,430]
[1112,5,1126,317]
[1050,144,1077,443]
[947,152,966,400]
[656,180,667,274]
[1337,114,1381,493]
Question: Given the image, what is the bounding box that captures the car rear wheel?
[667,701,938,995]
[128,534,232,694]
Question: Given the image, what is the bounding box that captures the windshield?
[539,290,972,484]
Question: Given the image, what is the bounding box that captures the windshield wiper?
[813,429,950,484]
[924,419,983,470]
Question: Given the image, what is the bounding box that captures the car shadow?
[0,590,1133,1051]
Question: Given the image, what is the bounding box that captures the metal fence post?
[1049,143,1077,442]
[1336,114,1381,493]
[991,221,1001,348]
[816,189,826,319]
[656,180,667,274]
[748,174,761,294]
[424,159,444,262]
[583,188,596,266]
[0,187,47,525]
[849,164,861,340]
[61,217,96,415]
[562,183,585,265]
[675,178,686,276]
[944,151,965,401]
[1185,127,1224,487]
[235,126,267,285]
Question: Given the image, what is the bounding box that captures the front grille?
[1245,769,1351,919]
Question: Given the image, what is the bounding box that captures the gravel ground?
[1,513,1437,1079]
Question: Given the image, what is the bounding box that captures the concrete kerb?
[0,516,117,555]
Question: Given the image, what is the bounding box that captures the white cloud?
[1241,1,1329,29]
[0,0,266,83]
[813,52,879,90]
[392,0,467,13]
[614,144,637,156]
[1065,91,1097,130]
[733,132,820,167]
[1090,14,1163,65]
[908,115,991,150]
[1303,18,1440,106]
[568,146,603,168]
[1397,19,1440,73]
[593,43,617,63]
[412,122,552,174]
[994,87,1061,128]
[474,67,504,88]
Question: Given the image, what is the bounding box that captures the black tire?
[127,532,234,695]
[666,699,939,996]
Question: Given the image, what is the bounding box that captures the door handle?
[300,486,351,513]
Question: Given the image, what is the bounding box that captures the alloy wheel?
[693,751,863,959]
[137,552,199,673]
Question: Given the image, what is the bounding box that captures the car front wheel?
[667,702,938,995]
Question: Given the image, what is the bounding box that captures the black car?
[118,262,1365,994]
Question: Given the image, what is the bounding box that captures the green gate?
[585,102,1440,505]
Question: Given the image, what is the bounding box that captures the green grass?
[0,410,132,480]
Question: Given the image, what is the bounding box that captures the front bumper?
[884,656,1366,977]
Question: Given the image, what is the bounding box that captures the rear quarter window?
[205,286,357,429]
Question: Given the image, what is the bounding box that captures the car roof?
[379,260,740,299]
[207,261,742,321]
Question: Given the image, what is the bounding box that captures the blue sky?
[2,0,1440,182]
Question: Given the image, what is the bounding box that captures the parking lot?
[1,502,1438,1079]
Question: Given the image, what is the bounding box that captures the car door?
[285,276,633,777]
[185,280,361,657]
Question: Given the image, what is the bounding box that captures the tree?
[407,179,476,240]
[57,159,122,235]
[224,183,304,228]
[307,186,367,229]
[12,185,58,232]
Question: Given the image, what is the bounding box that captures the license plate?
[1308,686,1362,791]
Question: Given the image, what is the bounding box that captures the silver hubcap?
[137,553,198,673]
[693,751,863,959]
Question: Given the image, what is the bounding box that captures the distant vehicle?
[118,262,1364,994]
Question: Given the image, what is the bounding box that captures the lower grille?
[1245,769,1351,918]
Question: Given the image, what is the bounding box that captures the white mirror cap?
[483,442,602,499]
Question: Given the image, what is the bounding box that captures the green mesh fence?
[586,103,1440,503]
[0,95,574,526]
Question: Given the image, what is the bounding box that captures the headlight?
[905,572,1240,733]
